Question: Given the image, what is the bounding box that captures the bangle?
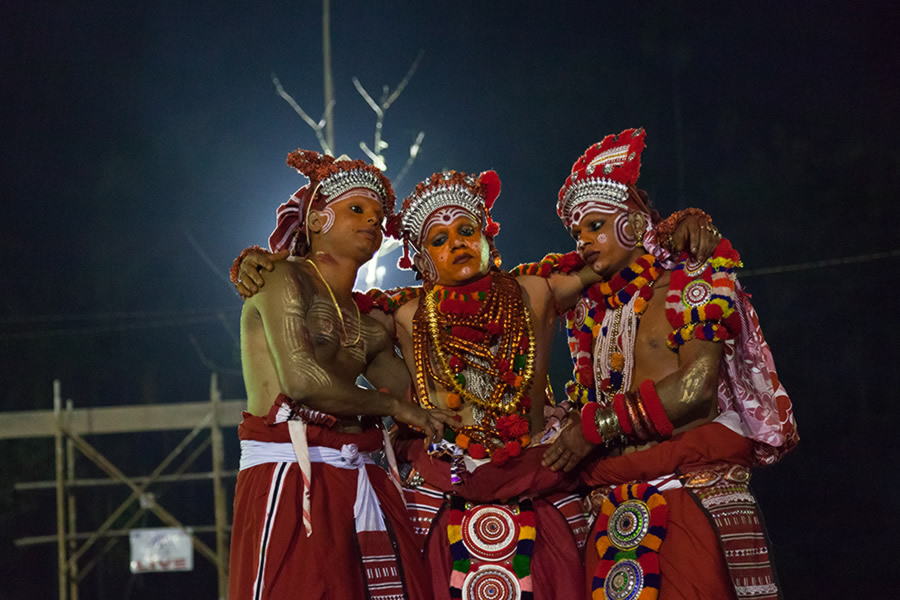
[638,379,674,439]
[596,406,624,447]
[230,245,267,288]
[631,391,659,439]
[612,394,633,436]
[624,393,651,442]
[580,403,604,445]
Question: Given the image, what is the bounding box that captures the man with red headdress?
[229,149,452,600]
[532,128,798,599]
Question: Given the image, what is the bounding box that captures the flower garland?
[448,496,536,600]
[509,251,585,278]
[413,270,536,461]
[564,254,661,406]
[593,254,661,311]
[592,483,668,600]
[361,285,421,314]
[664,239,742,351]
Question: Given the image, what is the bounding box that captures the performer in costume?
[232,164,721,600]
[384,170,591,600]
[532,128,798,600]
[230,149,453,600]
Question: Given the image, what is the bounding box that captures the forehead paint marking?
[329,188,381,204]
[420,207,477,245]
[571,201,619,229]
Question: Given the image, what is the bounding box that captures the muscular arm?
[652,338,722,426]
[547,266,602,313]
[542,211,722,313]
[364,340,413,401]
[515,275,562,434]
[247,262,403,418]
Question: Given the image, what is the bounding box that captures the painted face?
[317,192,384,260]
[570,209,641,279]
[420,212,490,286]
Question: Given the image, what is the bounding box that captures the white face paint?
[567,201,618,234]
[419,250,439,282]
[614,212,637,250]
[320,189,382,235]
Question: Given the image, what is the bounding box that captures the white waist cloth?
[239,438,386,533]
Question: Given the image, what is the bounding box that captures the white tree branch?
[272,73,332,155]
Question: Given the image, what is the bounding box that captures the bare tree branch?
[272,73,333,155]
[352,77,383,116]
[384,50,424,109]
[394,130,425,187]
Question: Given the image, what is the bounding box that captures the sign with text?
[129,528,194,573]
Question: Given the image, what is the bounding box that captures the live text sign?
[129,528,194,573]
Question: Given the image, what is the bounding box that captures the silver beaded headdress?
[390,170,501,269]
[557,128,646,229]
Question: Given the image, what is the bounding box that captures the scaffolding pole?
[54,382,67,600]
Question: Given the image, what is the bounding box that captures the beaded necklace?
[413,270,536,455]
[593,254,661,403]
[565,254,662,406]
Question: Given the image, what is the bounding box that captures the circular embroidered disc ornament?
[607,499,651,550]
[591,483,668,600]
[573,298,589,330]
[462,505,519,562]
[462,564,521,600]
[604,559,645,600]
[681,279,712,308]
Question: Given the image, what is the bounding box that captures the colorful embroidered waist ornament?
[592,483,668,600]
[448,496,536,600]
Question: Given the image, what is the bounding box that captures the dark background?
[2,1,897,598]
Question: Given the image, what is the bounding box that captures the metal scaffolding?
[2,375,242,600]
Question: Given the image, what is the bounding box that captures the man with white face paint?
[535,128,798,599]
[230,149,453,600]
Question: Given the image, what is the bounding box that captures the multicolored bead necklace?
[567,254,662,406]
[413,270,536,457]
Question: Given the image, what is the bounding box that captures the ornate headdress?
[389,170,501,269]
[557,128,648,229]
[268,149,395,255]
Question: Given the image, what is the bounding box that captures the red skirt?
[229,414,431,600]
[399,441,585,600]
[582,423,754,600]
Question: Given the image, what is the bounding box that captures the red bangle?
[638,379,674,439]
[625,394,652,442]
[612,394,634,436]
[632,392,659,440]
[580,403,604,445]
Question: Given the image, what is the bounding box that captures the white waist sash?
[239,438,385,534]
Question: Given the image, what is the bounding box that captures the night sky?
[2,2,897,598]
